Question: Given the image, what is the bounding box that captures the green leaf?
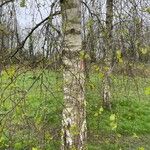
[32,147,38,150]
[99,107,104,113]
[45,132,53,140]
[84,53,90,60]
[144,7,150,14]
[132,133,139,138]
[94,112,99,117]
[7,66,15,78]
[110,114,116,121]
[79,51,85,59]
[145,87,150,95]
[89,83,95,90]
[116,50,123,63]
[86,18,94,29]
[138,147,145,150]
[117,133,122,138]
[93,65,99,71]
[0,137,5,143]
[110,122,117,130]
[99,73,104,78]
[15,142,22,149]
[70,124,79,135]
[20,0,26,7]
[141,48,147,55]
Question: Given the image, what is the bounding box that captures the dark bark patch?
[70,28,75,34]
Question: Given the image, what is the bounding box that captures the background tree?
[102,0,114,110]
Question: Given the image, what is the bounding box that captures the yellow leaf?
[119,57,123,63]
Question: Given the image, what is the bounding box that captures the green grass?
[0,68,150,149]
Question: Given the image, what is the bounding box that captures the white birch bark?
[102,0,114,110]
[60,0,87,149]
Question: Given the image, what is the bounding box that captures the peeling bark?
[61,0,87,149]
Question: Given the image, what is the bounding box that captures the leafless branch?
[10,11,61,59]
[0,0,14,7]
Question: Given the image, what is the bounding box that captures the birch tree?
[60,0,87,149]
[102,0,114,110]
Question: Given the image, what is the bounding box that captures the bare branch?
[10,11,61,59]
[0,0,14,7]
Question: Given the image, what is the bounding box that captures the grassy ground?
[0,66,150,150]
[87,70,150,150]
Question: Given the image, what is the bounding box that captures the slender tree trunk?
[102,0,113,110]
[61,0,87,149]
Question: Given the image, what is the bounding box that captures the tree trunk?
[102,0,113,110]
[60,0,87,149]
